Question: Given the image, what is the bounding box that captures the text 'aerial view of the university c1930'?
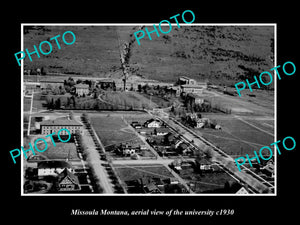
[22,25,275,195]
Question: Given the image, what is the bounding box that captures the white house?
[74,83,89,96]
[38,161,74,177]
[144,119,161,128]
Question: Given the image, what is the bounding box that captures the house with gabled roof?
[56,168,81,192]
[144,118,161,128]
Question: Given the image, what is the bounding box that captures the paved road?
[78,116,115,193]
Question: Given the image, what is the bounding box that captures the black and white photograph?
[3,5,298,224]
[21,24,276,195]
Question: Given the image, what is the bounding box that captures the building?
[116,143,140,156]
[24,82,41,94]
[40,119,83,135]
[185,93,204,106]
[131,121,143,129]
[236,187,249,194]
[56,168,81,192]
[176,76,207,95]
[178,76,197,85]
[167,86,181,97]
[195,158,213,172]
[181,84,206,95]
[195,118,206,128]
[40,80,64,90]
[98,79,116,90]
[144,119,161,128]
[154,128,169,136]
[261,161,274,178]
[37,161,73,177]
[74,83,89,96]
[144,183,161,193]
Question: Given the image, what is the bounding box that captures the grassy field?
[101,91,157,109]
[194,113,274,157]
[89,114,144,148]
[24,26,120,76]
[114,164,175,181]
[129,25,274,85]
[34,142,80,161]
[204,90,274,116]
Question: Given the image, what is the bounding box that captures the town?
[22,25,275,195]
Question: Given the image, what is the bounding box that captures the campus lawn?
[35,142,80,161]
[89,114,144,148]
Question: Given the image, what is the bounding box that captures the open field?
[32,142,80,161]
[24,26,120,76]
[193,113,274,157]
[129,26,274,85]
[101,91,157,109]
[204,89,274,117]
[114,164,174,181]
[89,114,144,148]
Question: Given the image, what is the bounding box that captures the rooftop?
[74,83,89,89]
[40,119,82,126]
[181,84,206,88]
[38,160,72,169]
[57,168,79,185]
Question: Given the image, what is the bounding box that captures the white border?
[21,23,277,196]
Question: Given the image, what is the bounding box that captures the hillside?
[23,26,121,77]
[23,25,274,86]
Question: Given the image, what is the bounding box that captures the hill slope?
[128,25,274,85]
[23,25,274,85]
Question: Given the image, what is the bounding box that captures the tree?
[67,97,71,107]
[171,105,175,112]
[47,98,54,109]
[72,96,76,108]
[55,98,61,109]
[41,67,47,75]
[137,84,142,92]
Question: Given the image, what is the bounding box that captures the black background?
[3,3,298,224]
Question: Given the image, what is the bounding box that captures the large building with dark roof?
[37,160,73,176]
[40,119,83,135]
